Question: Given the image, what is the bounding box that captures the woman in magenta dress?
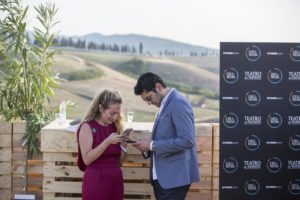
[77,89,127,200]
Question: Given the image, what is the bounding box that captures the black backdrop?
[220,42,300,199]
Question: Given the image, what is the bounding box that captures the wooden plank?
[12,161,43,174]
[0,134,11,147]
[43,152,77,162]
[213,151,219,164]
[0,162,11,174]
[0,175,11,189]
[44,162,83,178]
[195,123,212,137]
[198,151,212,164]
[191,176,212,190]
[186,189,211,200]
[41,131,77,153]
[12,121,26,134]
[124,183,153,195]
[0,121,12,134]
[199,163,212,177]
[122,167,149,180]
[212,190,219,200]
[124,154,150,164]
[212,163,219,177]
[212,123,219,137]
[213,136,219,151]
[196,136,212,151]
[0,189,11,200]
[12,175,42,190]
[0,148,12,162]
[43,178,81,193]
[212,176,219,190]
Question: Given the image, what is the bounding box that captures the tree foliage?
[0,0,60,157]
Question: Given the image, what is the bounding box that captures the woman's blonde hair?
[81,89,123,134]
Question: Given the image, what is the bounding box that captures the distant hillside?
[63,33,218,56]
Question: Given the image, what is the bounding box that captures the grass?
[50,50,220,123]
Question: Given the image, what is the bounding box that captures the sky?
[21,0,300,49]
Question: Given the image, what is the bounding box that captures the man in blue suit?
[133,72,200,200]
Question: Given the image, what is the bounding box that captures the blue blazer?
[148,89,200,189]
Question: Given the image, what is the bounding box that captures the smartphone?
[125,139,136,143]
[122,128,133,137]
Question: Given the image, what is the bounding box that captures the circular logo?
[244,179,260,195]
[288,179,300,195]
[267,113,282,129]
[289,135,300,151]
[246,46,261,62]
[223,68,239,84]
[266,157,282,173]
[289,90,300,107]
[245,90,261,106]
[267,68,283,84]
[245,135,261,151]
[290,46,300,62]
[222,157,239,173]
[223,113,239,128]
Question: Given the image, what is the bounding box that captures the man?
[132,72,200,200]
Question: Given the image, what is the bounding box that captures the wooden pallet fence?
[0,121,12,200]
[212,124,219,200]
[11,121,44,199]
[41,121,213,200]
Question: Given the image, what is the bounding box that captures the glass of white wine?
[127,111,134,128]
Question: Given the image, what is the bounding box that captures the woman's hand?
[106,133,124,144]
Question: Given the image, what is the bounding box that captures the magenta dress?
[77,120,124,200]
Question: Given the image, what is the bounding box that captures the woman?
[77,89,126,200]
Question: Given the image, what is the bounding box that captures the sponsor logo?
[223,68,239,84]
[289,135,300,151]
[243,160,261,170]
[289,71,300,81]
[244,116,262,125]
[266,157,282,173]
[267,113,282,128]
[266,51,284,56]
[222,141,239,145]
[245,90,261,106]
[221,186,239,189]
[267,68,283,84]
[289,91,300,107]
[245,135,260,151]
[288,179,300,195]
[222,51,240,55]
[288,160,300,169]
[288,116,300,125]
[290,46,300,62]
[246,46,261,62]
[265,185,283,189]
[223,113,239,128]
[244,71,262,80]
[223,157,239,173]
[266,141,283,145]
[222,96,239,100]
[244,179,260,195]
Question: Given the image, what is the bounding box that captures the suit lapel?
[151,89,176,139]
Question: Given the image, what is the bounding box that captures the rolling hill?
[51,50,219,122]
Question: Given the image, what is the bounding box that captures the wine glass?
[127,111,134,128]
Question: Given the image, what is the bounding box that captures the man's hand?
[132,138,151,151]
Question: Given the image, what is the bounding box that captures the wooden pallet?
[41,122,215,199]
[0,121,12,200]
